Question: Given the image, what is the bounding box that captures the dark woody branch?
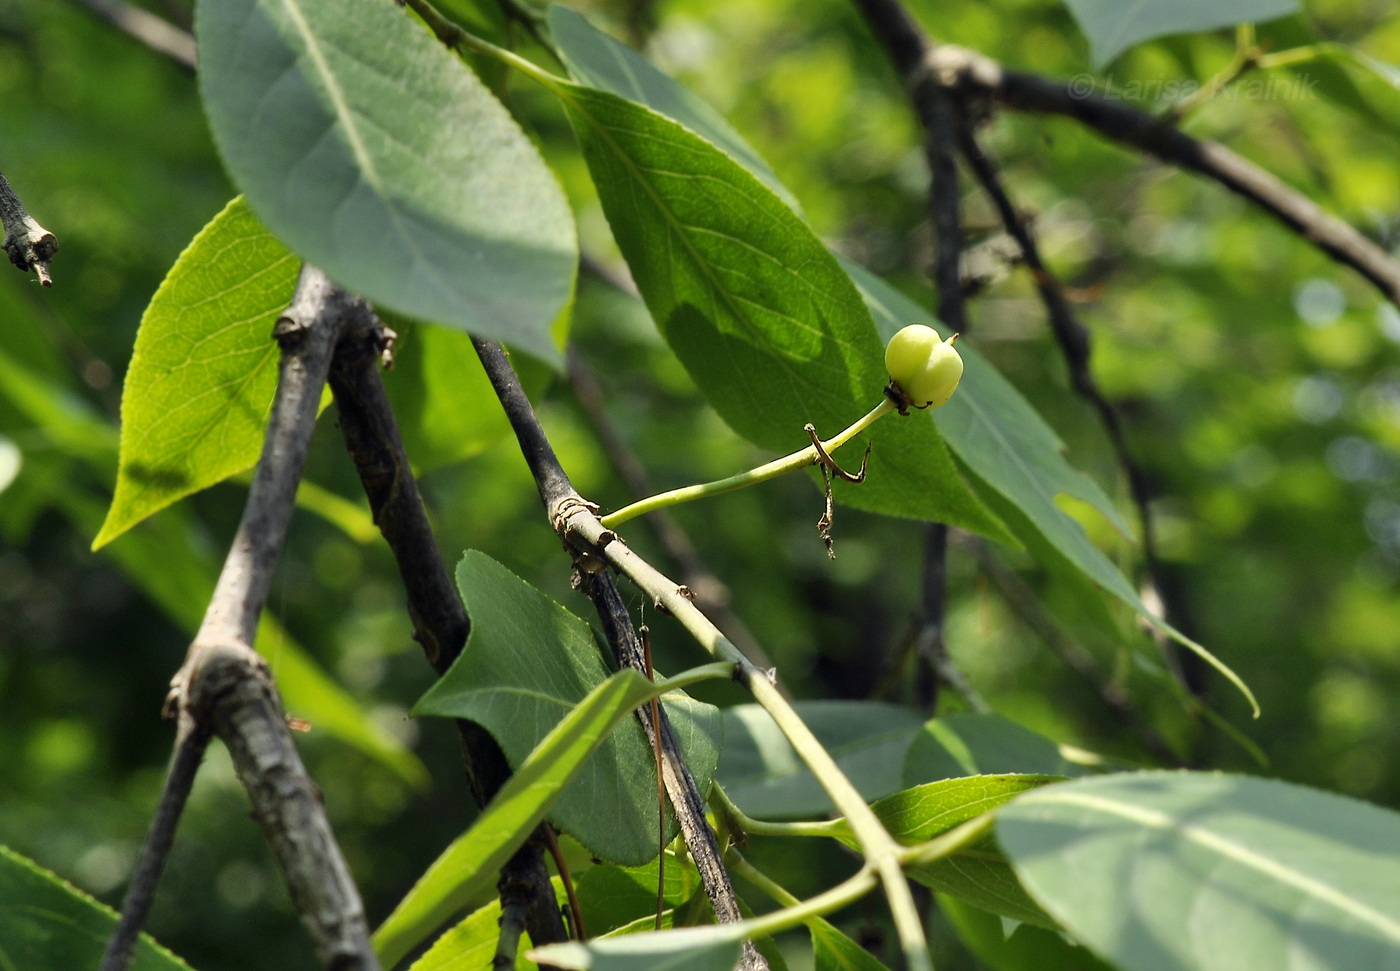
[102,266,380,971]
[850,0,1400,308]
[327,316,569,956]
[0,172,57,287]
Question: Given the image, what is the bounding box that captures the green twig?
[601,399,895,528]
[709,784,854,840]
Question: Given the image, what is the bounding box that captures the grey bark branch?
[471,337,767,971]
[68,0,196,70]
[103,265,381,971]
[0,172,57,287]
[850,0,1400,308]
[327,318,568,957]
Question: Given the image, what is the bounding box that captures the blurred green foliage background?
[2,0,1399,967]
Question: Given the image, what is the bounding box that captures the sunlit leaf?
[95,197,299,549]
[999,772,1400,971]
[940,895,1114,971]
[195,0,576,365]
[530,925,743,971]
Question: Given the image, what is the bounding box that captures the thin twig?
[327,315,570,954]
[849,0,1400,308]
[103,265,380,971]
[68,0,196,70]
[471,337,768,971]
[0,173,57,287]
[96,718,209,971]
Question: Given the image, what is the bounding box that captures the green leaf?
[811,917,892,971]
[1062,0,1300,67]
[555,81,1008,538]
[95,197,299,549]
[998,772,1400,971]
[375,668,696,968]
[0,844,195,971]
[195,0,576,366]
[939,895,1115,971]
[902,714,1092,787]
[407,883,561,971]
[848,262,1258,716]
[547,5,799,211]
[530,926,744,971]
[834,775,1062,928]
[416,551,721,865]
[576,855,704,937]
[718,701,924,818]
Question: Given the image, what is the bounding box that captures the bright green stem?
[406,0,568,91]
[566,512,933,971]
[722,863,878,940]
[1255,43,1335,70]
[725,849,805,909]
[709,784,853,840]
[900,814,997,868]
[602,399,895,529]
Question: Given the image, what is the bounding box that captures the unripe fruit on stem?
[884,324,964,409]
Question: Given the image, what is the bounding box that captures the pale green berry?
[885,324,964,409]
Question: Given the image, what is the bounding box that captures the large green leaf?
[547,5,798,211]
[851,264,1258,715]
[95,197,299,549]
[0,845,194,971]
[416,551,722,865]
[555,81,1008,537]
[717,701,924,818]
[998,772,1400,971]
[901,713,1092,787]
[195,0,576,365]
[1062,0,1300,67]
[376,668,706,968]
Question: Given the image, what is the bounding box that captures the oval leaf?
[1063,0,1300,67]
[557,82,1007,536]
[95,196,299,549]
[416,551,722,865]
[998,772,1400,971]
[0,845,194,971]
[195,0,576,365]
